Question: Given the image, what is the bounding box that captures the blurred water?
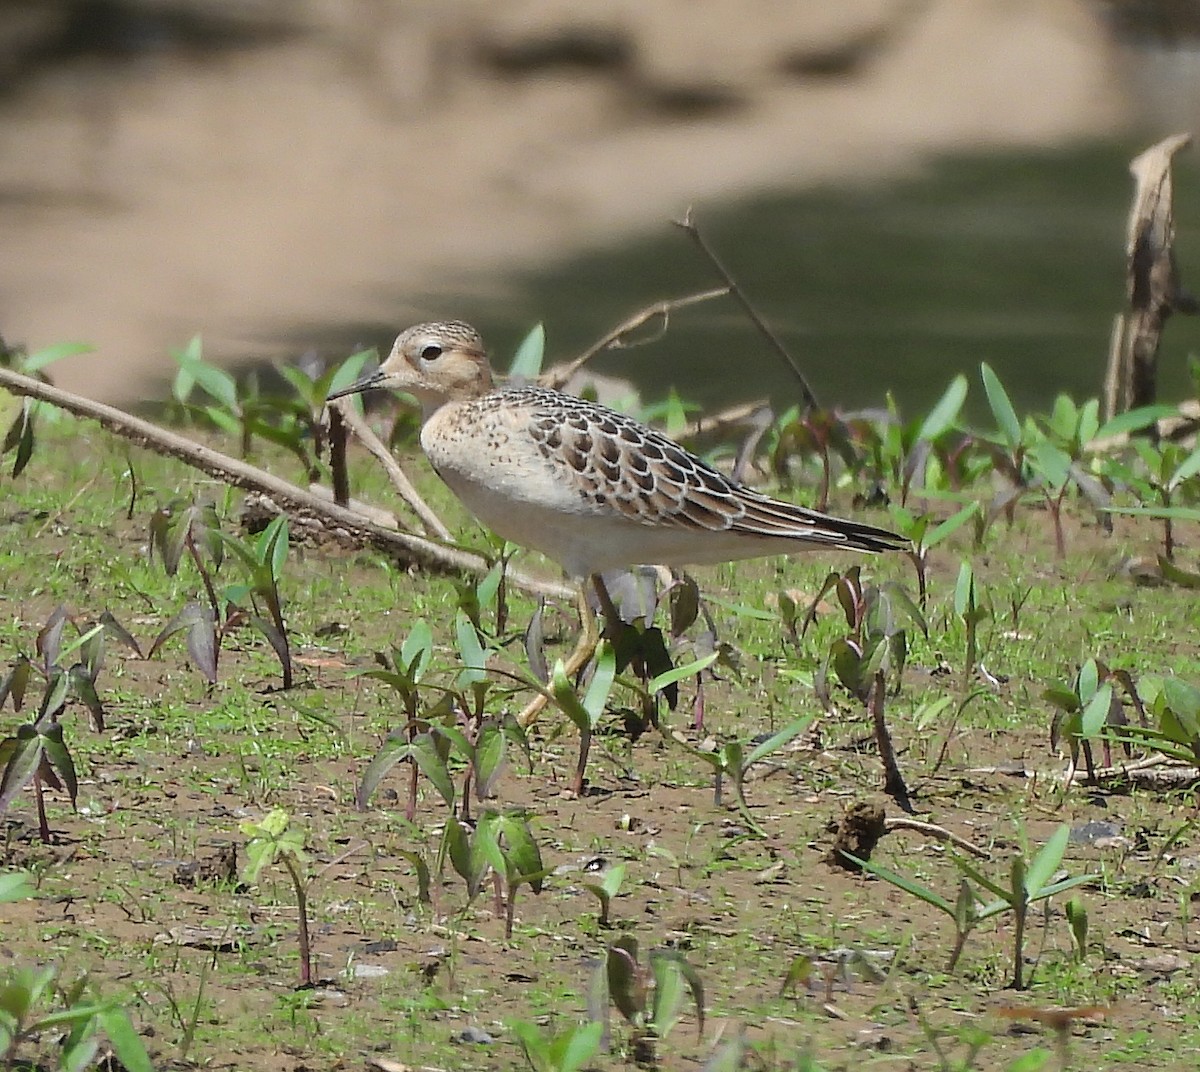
[455,142,1200,424]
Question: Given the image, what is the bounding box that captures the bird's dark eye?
[420,344,443,361]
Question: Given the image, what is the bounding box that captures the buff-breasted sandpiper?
[329,320,906,721]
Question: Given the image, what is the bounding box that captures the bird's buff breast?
[420,404,606,571]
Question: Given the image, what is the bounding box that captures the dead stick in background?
[0,366,571,600]
[1104,132,1198,420]
[673,207,821,412]
[541,286,730,391]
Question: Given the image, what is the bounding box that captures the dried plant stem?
[541,286,730,390]
[869,672,912,813]
[672,207,821,411]
[331,396,452,540]
[884,816,990,860]
[0,366,571,601]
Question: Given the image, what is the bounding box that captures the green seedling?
[0,966,154,1072]
[356,621,435,820]
[242,809,314,988]
[0,608,138,841]
[953,560,992,686]
[888,502,978,609]
[552,639,618,795]
[978,362,1031,528]
[1044,658,1133,782]
[769,405,858,511]
[170,335,258,454]
[357,615,522,820]
[600,935,705,1066]
[148,501,225,683]
[1114,674,1200,767]
[1026,393,1117,556]
[685,715,814,837]
[0,341,91,476]
[853,823,1094,989]
[1065,896,1088,962]
[219,515,294,688]
[582,862,627,928]
[440,808,547,938]
[456,546,514,639]
[806,567,922,807]
[865,373,971,504]
[150,505,294,687]
[1103,438,1200,561]
[508,1018,603,1072]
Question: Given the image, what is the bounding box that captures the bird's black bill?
[327,369,387,401]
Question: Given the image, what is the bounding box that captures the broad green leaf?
[1078,685,1112,739]
[356,731,412,808]
[581,641,616,720]
[22,342,93,373]
[647,650,718,694]
[0,871,32,903]
[455,612,489,686]
[980,363,1021,450]
[508,323,546,378]
[953,561,974,617]
[400,620,434,684]
[0,726,44,815]
[923,502,978,550]
[552,659,596,734]
[605,939,643,1025]
[745,714,815,768]
[499,813,545,892]
[409,732,455,809]
[95,1007,155,1072]
[473,721,507,800]
[41,722,79,805]
[1077,659,1099,704]
[326,349,374,398]
[1024,824,1070,896]
[917,374,968,441]
[847,854,953,916]
[1093,403,1177,440]
[553,1020,603,1072]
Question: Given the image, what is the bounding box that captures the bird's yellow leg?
[516,578,601,728]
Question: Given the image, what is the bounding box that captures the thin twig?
[540,286,730,391]
[885,816,991,860]
[672,207,821,411]
[0,366,572,601]
[331,397,452,540]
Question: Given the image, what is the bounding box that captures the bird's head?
[327,320,493,417]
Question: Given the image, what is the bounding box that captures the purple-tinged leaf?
[37,669,69,723]
[0,725,43,815]
[150,602,217,683]
[67,665,105,732]
[0,656,31,712]
[473,721,507,800]
[250,615,293,689]
[606,939,644,1024]
[40,722,78,807]
[36,606,69,674]
[99,611,143,659]
[523,603,548,685]
[11,413,34,478]
[356,730,412,809]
